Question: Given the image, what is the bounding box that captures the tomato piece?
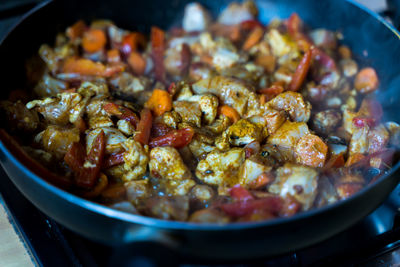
[104,152,125,169]
[289,48,313,91]
[149,127,194,149]
[229,185,255,202]
[135,108,153,145]
[150,123,173,138]
[151,27,166,83]
[103,103,139,128]
[312,48,337,70]
[0,129,71,188]
[221,197,283,217]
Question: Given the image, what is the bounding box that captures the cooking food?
[0,1,398,223]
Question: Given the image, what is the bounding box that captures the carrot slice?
[218,105,240,123]
[128,52,146,75]
[107,49,121,63]
[151,27,166,83]
[354,67,379,94]
[145,89,172,117]
[288,48,313,91]
[62,58,124,77]
[295,134,328,168]
[242,27,264,51]
[121,32,146,55]
[135,108,153,145]
[82,29,107,53]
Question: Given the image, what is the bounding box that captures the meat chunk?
[349,126,369,155]
[121,138,149,181]
[109,72,151,99]
[217,1,257,25]
[86,96,114,129]
[269,163,318,210]
[188,94,219,125]
[368,124,389,154]
[86,127,127,154]
[149,146,195,195]
[182,2,211,32]
[267,91,311,122]
[189,208,230,223]
[39,126,80,159]
[226,119,262,146]
[238,157,272,188]
[145,196,189,221]
[27,92,84,125]
[34,73,68,97]
[125,179,151,202]
[192,76,255,116]
[0,101,39,132]
[196,148,245,187]
[312,110,342,136]
[268,121,310,149]
[173,101,202,127]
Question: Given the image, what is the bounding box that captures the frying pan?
[0,0,400,261]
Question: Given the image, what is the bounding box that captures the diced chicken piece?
[109,72,151,98]
[190,185,215,201]
[175,83,194,101]
[145,196,189,221]
[149,147,195,195]
[349,126,369,155]
[86,96,113,129]
[0,101,39,132]
[162,111,182,129]
[117,119,135,136]
[86,127,127,154]
[335,174,364,199]
[196,148,245,187]
[269,163,318,210]
[173,101,202,127]
[368,124,389,154]
[267,29,299,64]
[314,176,338,208]
[187,94,219,125]
[164,43,191,77]
[385,121,400,148]
[295,134,328,168]
[34,73,68,97]
[182,2,211,32]
[226,119,262,146]
[247,109,286,136]
[188,134,215,159]
[121,138,149,182]
[267,91,311,122]
[238,157,272,187]
[125,179,151,202]
[189,208,230,223]
[192,76,255,116]
[268,120,310,149]
[309,29,337,49]
[312,110,342,136]
[39,126,80,159]
[212,47,240,70]
[342,108,358,135]
[206,116,231,134]
[340,59,358,77]
[218,1,256,25]
[27,92,84,125]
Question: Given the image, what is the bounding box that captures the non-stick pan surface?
[1,0,400,260]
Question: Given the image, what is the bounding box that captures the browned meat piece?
[312,110,342,136]
[145,196,189,221]
[0,101,39,132]
[39,126,80,159]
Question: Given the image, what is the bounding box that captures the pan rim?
[0,0,400,232]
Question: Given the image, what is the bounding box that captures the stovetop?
[2,0,400,266]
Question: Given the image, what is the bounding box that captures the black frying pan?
[1,0,400,261]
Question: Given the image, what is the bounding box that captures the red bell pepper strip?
[289,48,313,91]
[151,26,166,83]
[220,197,283,217]
[104,152,125,169]
[103,103,139,128]
[65,130,105,189]
[0,129,72,188]
[149,127,194,149]
[240,19,263,31]
[229,185,255,202]
[135,108,153,145]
